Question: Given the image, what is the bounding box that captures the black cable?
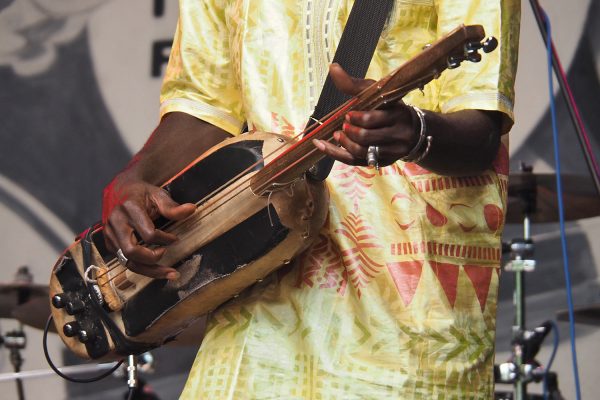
[543,321,560,400]
[42,315,123,383]
[126,387,135,400]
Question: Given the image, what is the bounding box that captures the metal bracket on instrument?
[84,265,104,306]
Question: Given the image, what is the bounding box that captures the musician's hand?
[102,174,196,280]
[312,63,419,167]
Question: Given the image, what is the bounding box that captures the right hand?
[102,174,196,279]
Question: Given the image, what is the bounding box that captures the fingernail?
[312,139,325,150]
[167,271,180,280]
[345,114,351,122]
[342,122,349,131]
[333,131,341,141]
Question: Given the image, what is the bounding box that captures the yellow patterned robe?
[161,0,520,398]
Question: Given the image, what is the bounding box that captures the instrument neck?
[250,77,397,193]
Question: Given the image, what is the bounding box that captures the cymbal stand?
[1,266,35,400]
[502,231,536,400]
[0,325,27,400]
[496,165,564,399]
[499,165,537,399]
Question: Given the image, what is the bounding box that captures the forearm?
[122,112,233,185]
[314,66,505,175]
[101,112,233,278]
[416,109,503,176]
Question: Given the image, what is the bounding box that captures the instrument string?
[97,75,420,288]
[95,101,355,287]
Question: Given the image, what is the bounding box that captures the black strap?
[307,0,395,181]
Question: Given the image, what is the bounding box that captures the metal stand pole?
[127,354,138,393]
[502,165,537,400]
[513,215,531,400]
[10,348,25,400]
[527,0,600,196]
[2,327,28,400]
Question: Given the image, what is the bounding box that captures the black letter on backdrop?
[152,40,172,77]
[154,0,165,17]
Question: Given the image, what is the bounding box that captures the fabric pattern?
[161,0,521,398]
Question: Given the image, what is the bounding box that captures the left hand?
[312,63,419,167]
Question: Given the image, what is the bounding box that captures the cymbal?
[0,282,49,319]
[506,173,600,223]
[11,296,56,332]
[556,304,600,326]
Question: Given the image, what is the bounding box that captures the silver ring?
[116,248,129,266]
[366,145,380,169]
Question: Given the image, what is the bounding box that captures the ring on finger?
[116,248,129,266]
[366,145,380,170]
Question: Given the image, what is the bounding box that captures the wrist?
[400,105,432,164]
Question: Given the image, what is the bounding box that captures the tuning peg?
[447,55,463,69]
[464,36,498,57]
[63,321,81,337]
[52,293,68,309]
[464,41,481,56]
[463,43,482,63]
[467,52,482,63]
[482,36,498,53]
[65,299,86,315]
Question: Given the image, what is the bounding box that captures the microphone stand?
[528,0,600,196]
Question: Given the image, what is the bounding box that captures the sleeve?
[159,0,245,135]
[435,0,521,133]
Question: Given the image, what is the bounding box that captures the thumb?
[154,189,196,221]
[329,63,375,96]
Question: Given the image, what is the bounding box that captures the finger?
[335,133,399,167]
[102,225,119,254]
[329,63,375,96]
[124,202,178,245]
[334,130,368,159]
[107,211,166,265]
[153,189,196,221]
[313,138,365,166]
[346,106,411,129]
[342,120,395,146]
[106,209,137,251]
[107,215,179,280]
[374,142,416,166]
[121,235,170,266]
[125,260,180,280]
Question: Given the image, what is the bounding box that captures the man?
[102,0,520,398]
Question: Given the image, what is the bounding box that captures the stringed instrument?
[49,25,497,360]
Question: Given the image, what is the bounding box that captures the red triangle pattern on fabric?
[463,265,494,312]
[429,261,460,308]
[386,261,423,307]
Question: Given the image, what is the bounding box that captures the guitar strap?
[306,0,395,181]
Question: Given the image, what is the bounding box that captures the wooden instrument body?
[49,132,328,360]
